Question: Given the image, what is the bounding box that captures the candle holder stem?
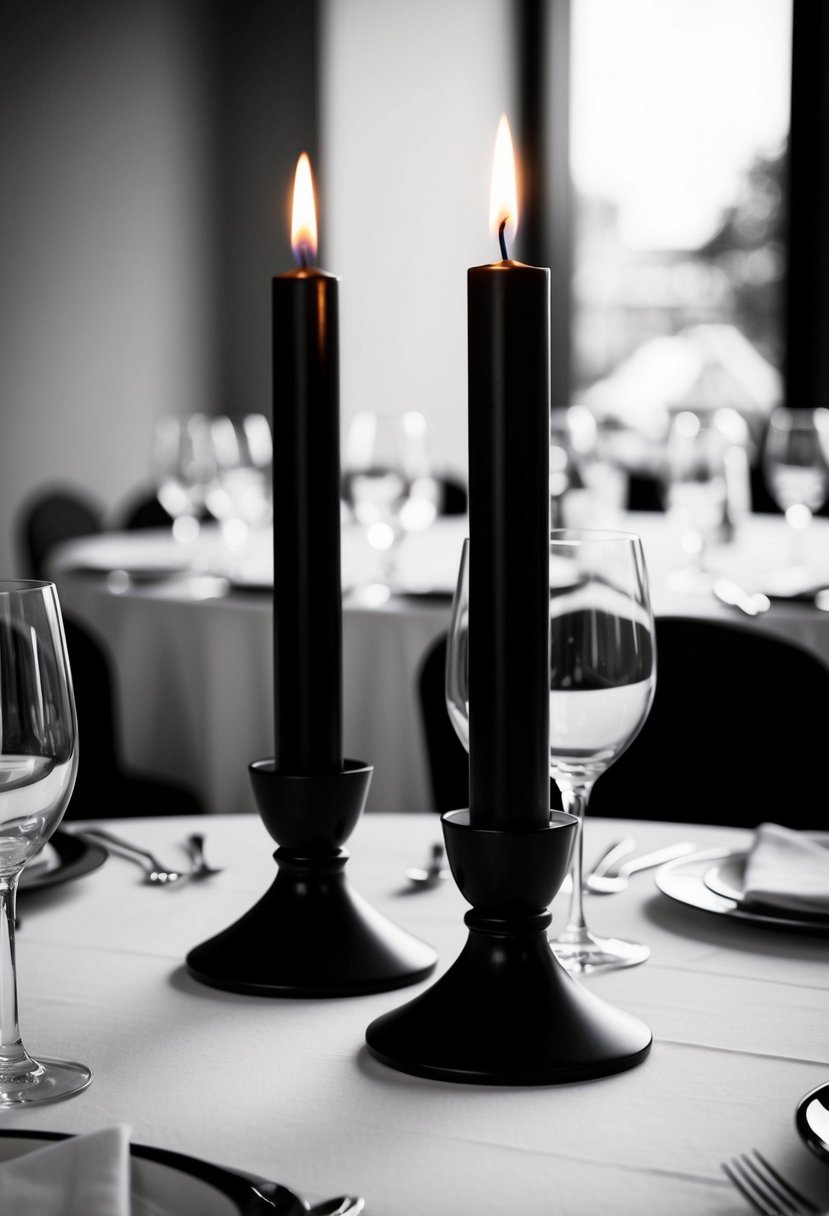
[366,810,652,1083]
[186,759,437,997]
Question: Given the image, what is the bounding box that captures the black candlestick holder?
[186,758,438,997]
[365,809,652,1083]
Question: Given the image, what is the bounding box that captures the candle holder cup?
[186,758,437,997]
[365,809,652,1084]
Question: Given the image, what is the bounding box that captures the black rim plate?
[655,849,829,935]
[0,1130,305,1215]
[18,830,108,895]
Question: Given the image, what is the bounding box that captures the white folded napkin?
[743,823,829,915]
[0,1126,130,1215]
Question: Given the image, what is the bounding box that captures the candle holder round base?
[365,810,652,1084]
[185,759,437,997]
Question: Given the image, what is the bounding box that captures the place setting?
[17,832,108,896]
[655,822,829,936]
[0,1127,364,1214]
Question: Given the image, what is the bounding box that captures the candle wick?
[299,244,309,270]
[498,219,509,261]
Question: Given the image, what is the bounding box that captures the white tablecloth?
[47,513,829,816]
[7,813,829,1215]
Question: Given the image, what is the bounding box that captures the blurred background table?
[47,512,829,817]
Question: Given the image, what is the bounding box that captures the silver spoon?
[713,578,770,617]
[308,1199,365,1215]
[83,828,184,885]
[185,832,223,879]
[796,1081,829,1163]
[406,842,449,887]
[586,841,696,894]
[245,1170,364,1214]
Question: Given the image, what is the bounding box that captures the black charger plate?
[0,1130,306,1214]
[18,830,108,894]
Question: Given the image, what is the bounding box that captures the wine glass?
[342,410,439,595]
[153,414,216,554]
[206,414,273,555]
[0,580,90,1105]
[446,531,656,974]
[662,410,728,591]
[763,408,829,590]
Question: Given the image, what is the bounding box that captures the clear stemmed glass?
[206,414,273,555]
[763,407,829,591]
[0,580,90,1105]
[153,413,216,555]
[662,410,728,592]
[342,410,439,595]
[446,532,656,974]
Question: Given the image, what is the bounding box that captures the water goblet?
[0,580,91,1105]
[206,414,273,557]
[446,531,656,975]
[662,410,728,591]
[153,413,216,556]
[762,407,829,591]
[342,410,438,595]
[545,530,656,972]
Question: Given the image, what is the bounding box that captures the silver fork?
[184,832,223,879]
[585,841,696,893]
[83,828,184,885]
[721,1150,821,1214]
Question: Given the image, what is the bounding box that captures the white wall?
[320,0,516,483]
[0,1,214,575]
[0,0,515,579]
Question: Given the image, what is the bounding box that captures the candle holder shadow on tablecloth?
[185,758,438,997]
[365,809,652,1084]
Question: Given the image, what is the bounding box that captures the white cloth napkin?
[743,823,829,915]
[0,1126,130,1215]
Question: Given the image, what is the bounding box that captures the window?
[567,0,791,436]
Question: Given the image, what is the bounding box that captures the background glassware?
[205,413,273,555]
[563,405,629,527]
[662,410,729,591]
[446,531,656,974]
[342,410,439,591]
[763,407,829,585]
[153,414,216,552]
[0,580,90,1105]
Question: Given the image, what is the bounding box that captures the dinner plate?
[0,1132,306,1215]
[655,849,829,934]
[18,830,108,894]
[703,854,829,924]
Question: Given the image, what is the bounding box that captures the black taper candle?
[467,236,550,827]
[271,264,343,775]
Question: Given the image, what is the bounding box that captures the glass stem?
[786,506,812,569]
[560,784,594,943]
[0,874,32,1077]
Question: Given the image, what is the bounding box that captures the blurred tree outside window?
[568,0,791,450]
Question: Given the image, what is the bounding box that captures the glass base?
[0,1055,92,1108]
[550,931,650,975]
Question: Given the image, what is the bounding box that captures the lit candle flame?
[291,152,318,265]
[489,115,518,256]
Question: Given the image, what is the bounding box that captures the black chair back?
[19,488,103,578]
[63,618,202,819]
[119,490,174,531]
[419,617,829,830]
[418,634,468,813]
